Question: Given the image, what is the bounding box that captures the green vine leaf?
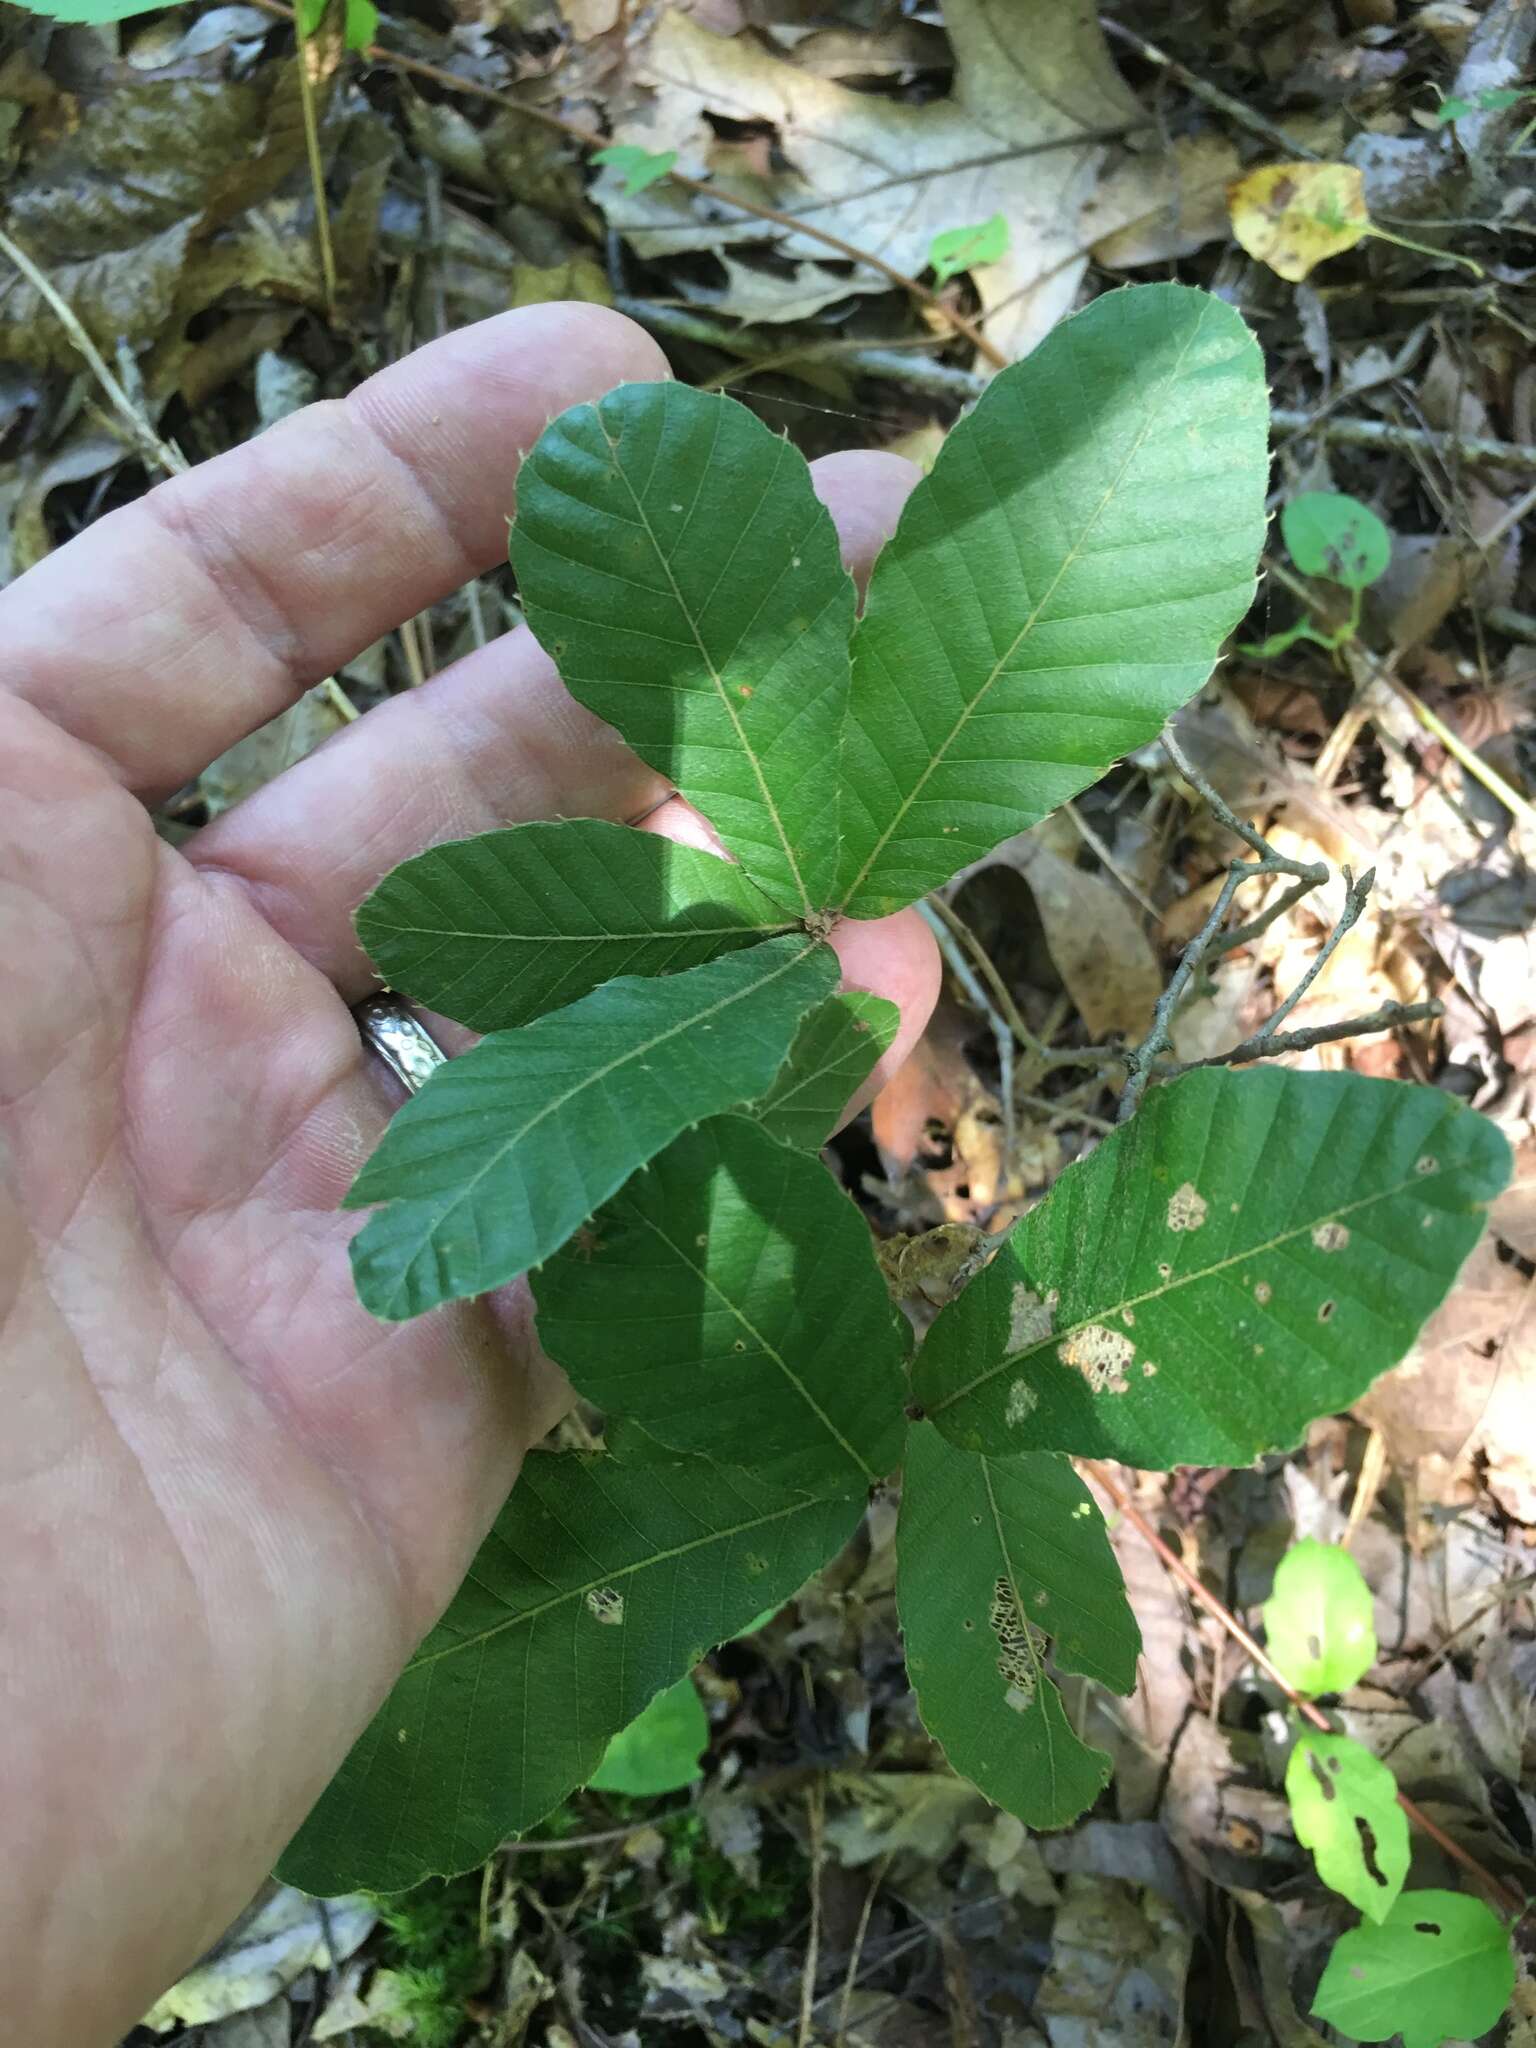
[1311,1890,1516,2048]
[510,381,856,915]
[354,821,791,1034]
[533,1115,909,1493]
[913,1068,1510,1468]
[752,991,900,1149]
[897,1434,1138,1831]
[1285,1730,1407,1920]
[277,1451,861,1893]
[1263,1541,1377,1697]
[346,936,837,1320]
[835,283,1269,917]
[589,1676,709,1797]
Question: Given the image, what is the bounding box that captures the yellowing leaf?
[1227,161,1370,282]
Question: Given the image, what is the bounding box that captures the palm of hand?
[0,304,935,2046]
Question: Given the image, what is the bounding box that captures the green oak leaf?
[1285,1729,1407,1919]
[589,1676,708,1797]
[1312,1890,1516,2048]
[533,1114,908,1493]
[913,1068,1509,1468]
[1282,491,1391,590]
[354,820,791,1033]
[752,991,900,1149]
[346,936,837,1319]
[835,282,1269,916]
[897,1432,1139,1830]
[1264,1541,1377,1697]
[277,1450,860,1892]
[511,380,856,915]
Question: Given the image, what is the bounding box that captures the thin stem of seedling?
[1083,1460,1527,1922]
[291,0,338,318]
[1365,222,1485,278]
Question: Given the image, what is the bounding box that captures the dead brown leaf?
[597,0,1146,358]
[995,835,1162,1042]
[1357,1234,1536,1518]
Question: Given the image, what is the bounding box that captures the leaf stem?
[1081,1460,1527,1921]
[291,2,338,319]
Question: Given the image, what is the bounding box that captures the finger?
[188,449,924,997]
[631,793,939,1116]
[1,303,669,796]
[829,905,941,1120]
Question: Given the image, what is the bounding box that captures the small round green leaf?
[1263,1541,1376,1697]
[589,1678,708,1797]
[1285,1730,1408,1920]
[1312,1889,1515,2048]
[1282,491,1392,590]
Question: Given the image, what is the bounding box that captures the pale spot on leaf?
[1008,1283,1057,1352]
[1166,1182,1209,1232]
[990,1577,1044,1705]
[586,1588,624,1625]
[1006,1377,1039,1426]
[1058,1323,1135,1395]
[1312,1220,1349,1252]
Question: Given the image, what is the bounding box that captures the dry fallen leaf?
[1001,835,1163,1043]
[1227,159,1370,281]
[1357,1235,1536,1519]
[597,0,1146,360]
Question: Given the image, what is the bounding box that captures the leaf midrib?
[364,916,795,943]
[627,1203,882,1484]
[595,405,814,918]
[837,301,1210,909]
[980,1457,1060,1787]
[357,939,822,1264]
[930,1156,1473,1419]
[405,1484,842,1672]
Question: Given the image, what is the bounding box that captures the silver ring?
[355,995,448,1095]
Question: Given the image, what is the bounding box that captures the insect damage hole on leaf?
[989,1576,1045,1710]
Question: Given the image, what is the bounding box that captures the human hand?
[0,303,938,2046]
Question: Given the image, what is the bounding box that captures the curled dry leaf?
[991,833,1163,1043]
[1227,160,1371,282]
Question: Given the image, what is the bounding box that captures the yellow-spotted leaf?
[1227,161,1370,282]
